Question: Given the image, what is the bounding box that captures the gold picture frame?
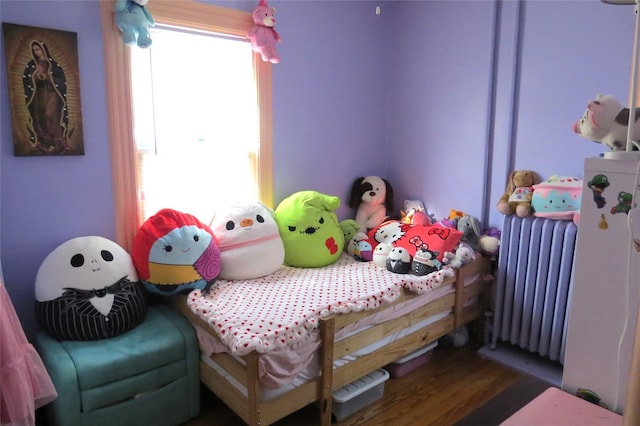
[3,23,84,156]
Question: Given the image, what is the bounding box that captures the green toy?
[275,191,347,267]
[340,219,361,246]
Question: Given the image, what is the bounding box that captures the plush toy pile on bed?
[344,218,466,275]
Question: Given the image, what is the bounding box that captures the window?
[131,27,260,222]
[100,0,273,251]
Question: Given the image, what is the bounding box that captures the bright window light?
[130,26,259,224]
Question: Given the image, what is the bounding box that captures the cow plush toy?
[573,94,640,151]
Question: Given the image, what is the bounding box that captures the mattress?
[190,257,486,400]
[185,253,465,384]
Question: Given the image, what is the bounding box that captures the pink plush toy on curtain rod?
[248,0,281,64]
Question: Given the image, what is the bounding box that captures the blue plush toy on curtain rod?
[114,0,155,49]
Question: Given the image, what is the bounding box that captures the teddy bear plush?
[114,0,155,48]
[248,0,281,64]
[573,94,640,151]
[348,176,394,232]
[497,170,540,217]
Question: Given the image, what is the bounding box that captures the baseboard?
[477,342,563,387]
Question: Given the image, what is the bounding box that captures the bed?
[168,253,492,425]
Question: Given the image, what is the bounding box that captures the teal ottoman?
[35,304,200,426]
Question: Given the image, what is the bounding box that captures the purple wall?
[386,1,633,228]
[0,0,635,337]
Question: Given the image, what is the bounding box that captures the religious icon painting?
[3,23,85,156]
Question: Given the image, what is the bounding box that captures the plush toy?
[532,175,583,223]
[132,208,221,296]
[457,215,480,251]
[347,232,373,262]
[35,236,148,340]
[442,244,476,269]
[340,218,361,247]
[449,209,466,221]
[274,191,347,267]
[114,0,155,48]
[573,94,640,151]
[372,242,393,267]
[349,176,394,232]
[411,247,442,276]
[386,247,412,274]
[478,228,501,258]
[400,199,432,225]
[210,201,284,280]
[497,170,540,217]
[247,0,281,64]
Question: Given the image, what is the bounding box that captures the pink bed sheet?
[186,254,458,388]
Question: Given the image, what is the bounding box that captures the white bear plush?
[442,244,476,269]
[210,201,284,280]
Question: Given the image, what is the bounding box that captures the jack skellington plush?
[35,236,147,341]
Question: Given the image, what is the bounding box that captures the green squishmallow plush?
[275,191,346,267]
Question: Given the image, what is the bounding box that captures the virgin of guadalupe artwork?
[3,23,84,156]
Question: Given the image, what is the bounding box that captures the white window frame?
[100,0,273,251]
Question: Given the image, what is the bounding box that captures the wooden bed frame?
[168,256,492,426]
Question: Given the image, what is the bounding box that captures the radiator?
[490,215,578,364]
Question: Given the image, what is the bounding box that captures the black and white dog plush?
[348,176,394,232]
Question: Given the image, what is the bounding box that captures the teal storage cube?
[35,304,200,426]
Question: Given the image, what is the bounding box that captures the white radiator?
[490,215,578,364]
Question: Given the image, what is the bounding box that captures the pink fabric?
[187,254,454,356]
[502,387,622,425]
[1,282,57,426]
[193,282,455,388]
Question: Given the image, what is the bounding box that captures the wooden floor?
[183,339,523,426]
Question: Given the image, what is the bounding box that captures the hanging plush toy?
[248,0,281,64]
[114,0,155,48]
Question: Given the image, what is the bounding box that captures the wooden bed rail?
[166,256,494,426]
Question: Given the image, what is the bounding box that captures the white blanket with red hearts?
[186,253,454,356]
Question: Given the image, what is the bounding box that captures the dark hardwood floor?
[183,339,526,426]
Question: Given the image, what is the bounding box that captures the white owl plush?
[210,201,284,280]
